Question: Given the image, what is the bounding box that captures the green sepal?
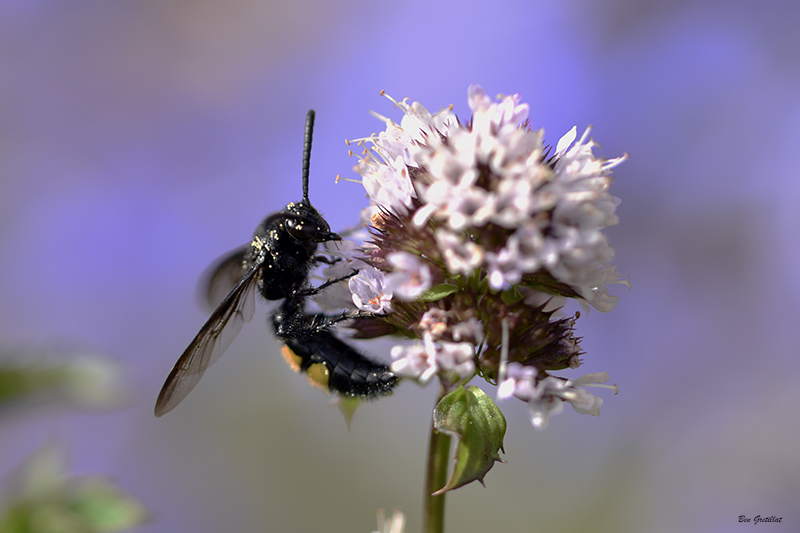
[476,275,490,294]
[417,283,459,302]
[500,286,525,305]
[519,270,582,299]
[337,396,362,430]
[431,386,506,495]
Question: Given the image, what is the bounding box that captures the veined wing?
[155,262,260,417]
[199,245,249,310]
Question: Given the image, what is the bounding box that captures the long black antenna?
[302,109,315,205]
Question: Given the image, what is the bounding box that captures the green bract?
[432,386,507,494]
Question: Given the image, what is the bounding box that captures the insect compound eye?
[286,216,330,243]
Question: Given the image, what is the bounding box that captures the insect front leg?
[313,255,342,266]
[295,270,359,298]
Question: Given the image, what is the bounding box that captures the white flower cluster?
[351,85,627,311]
[389,309,482,384]
[497,363,612,429]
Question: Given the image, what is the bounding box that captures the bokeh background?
[2,0,799,531]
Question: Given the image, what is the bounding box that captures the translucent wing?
[198,245,249,310]
[155,262,261,417]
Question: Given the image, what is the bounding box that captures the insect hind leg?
[276,269,381,339]
[275,308,374,339]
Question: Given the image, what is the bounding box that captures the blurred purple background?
[1,1,799,531]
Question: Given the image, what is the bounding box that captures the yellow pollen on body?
[305,363,330,391]
[281,346,302,372]
[251,235,266,251]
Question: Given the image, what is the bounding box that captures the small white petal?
[385,252,433,300]
[528,396,564,430]
[572,372,610,386]
[566,388,603,416]
[497,378,517,400]
[555,126,577,156]
[349,267,394,314]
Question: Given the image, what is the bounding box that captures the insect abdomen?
[281,333,397,398]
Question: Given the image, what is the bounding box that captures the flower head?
[337,85,626,429]
[351,85,627,308]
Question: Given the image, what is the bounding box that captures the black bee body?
[273,294,398,398]
[246,203,337,301]
[154,110,397,417]
[280,330,399,398]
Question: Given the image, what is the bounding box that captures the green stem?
[423,384,451,533]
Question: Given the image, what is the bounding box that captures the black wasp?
[155,110,397,417]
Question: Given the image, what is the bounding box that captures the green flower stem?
[423,384,451,533]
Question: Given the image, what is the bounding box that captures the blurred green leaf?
[0,365,62,407]
[15,443,68,498]
[0,354,121,415]
[417,284,458,301]
[0,444,149,533]
[69,479,150,532]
